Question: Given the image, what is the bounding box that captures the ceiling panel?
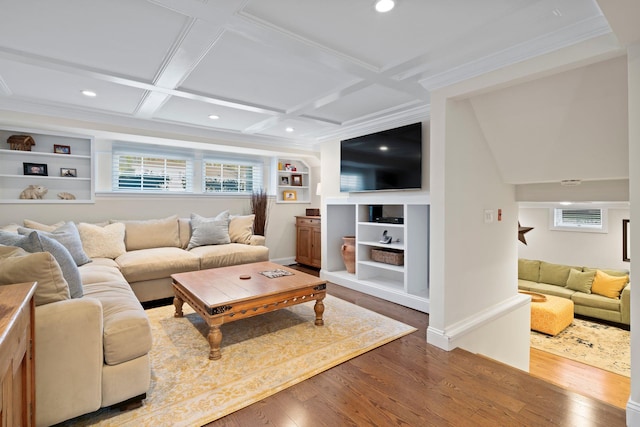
[0,0,189,80]
[153,96,274,131]
[179,30,359,111]
[311,85,418,124]
[0,60,145,114]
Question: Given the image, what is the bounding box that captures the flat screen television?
[340,122,422,192]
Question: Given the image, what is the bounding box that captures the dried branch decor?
[251,189,269,236]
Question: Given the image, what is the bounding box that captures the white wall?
[427,93,529,369]
[518,207,630,271]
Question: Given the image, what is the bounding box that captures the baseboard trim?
[270,257,296,266]
[627,398,640,425]
[427,293,530,351]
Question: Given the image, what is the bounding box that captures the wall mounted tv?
[340,122,422,192]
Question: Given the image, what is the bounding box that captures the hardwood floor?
[204,266,626,426]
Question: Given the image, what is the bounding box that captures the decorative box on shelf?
[371,248,404,266]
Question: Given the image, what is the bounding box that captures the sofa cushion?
[0,245,70,306]
[83,279,152,365]
[517,279,537,292]
[591,270,629,299]
[583,267,629,277]
[0,230,83,299]
[187,211,230,250]
[115,247,200,283]
[19,221,91,266]
[526,282,576,299]
[518,259,540,282]
[565,268,595,294]
[113,215,180,251]
[178,217,191,249]
[191,243,269,270]
[23,219,65,232]
[539,261,579,287]
[229,214,255,244]
[78,222,126,259]
[571,291,622,312]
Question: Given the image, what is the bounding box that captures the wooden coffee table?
[171,262,327,360]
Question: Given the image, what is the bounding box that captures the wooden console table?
[0,282,37,426]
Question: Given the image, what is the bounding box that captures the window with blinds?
[113,151,193,192]
[551,208,607,232]
[203,159,263,194]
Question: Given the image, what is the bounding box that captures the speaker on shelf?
[369,205,383,222]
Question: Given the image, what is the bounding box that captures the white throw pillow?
[77,222,126,259]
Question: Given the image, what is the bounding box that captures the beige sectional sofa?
[0,212,268,426]
[518,259,630,326]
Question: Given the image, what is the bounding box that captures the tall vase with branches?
[250,189,269,236]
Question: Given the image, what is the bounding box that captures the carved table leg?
[208,325,223,360]
[173,295,184,318]
[314,297,325,326]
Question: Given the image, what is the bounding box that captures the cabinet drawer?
[296,217,320,227]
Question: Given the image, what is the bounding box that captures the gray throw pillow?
[0,230,83,299]
[19,221,91,266]
[187,211,230,250]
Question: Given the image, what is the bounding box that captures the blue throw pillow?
[19,221,91,266]
[0,230,83,298]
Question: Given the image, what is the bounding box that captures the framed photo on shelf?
[280,176,289,185]
[283,190,297,201]
[291,174,303,186]
[60,168,77,177]
[23,162,48,176]
[54,144,71,154]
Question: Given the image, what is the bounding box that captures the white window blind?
[551,208,606,232]
[203,159,263,194]
[113,149,193,192]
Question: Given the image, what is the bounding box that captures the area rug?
[530,317,630,377]
[61,295,416,426]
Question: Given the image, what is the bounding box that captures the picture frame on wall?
[23,162,48,176]
[623,219,630,262]
[60,168,77,177]
[54,144,71,154]
[283,190,297,201]
[291,174,303,186]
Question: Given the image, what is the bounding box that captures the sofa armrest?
[621,282,631,325]
[249,235,266,246]
[35,298,104,427]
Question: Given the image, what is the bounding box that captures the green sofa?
[518,259,630,326]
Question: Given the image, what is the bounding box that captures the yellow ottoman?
[530,294,574,336]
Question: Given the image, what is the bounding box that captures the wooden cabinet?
[0,282,37,427]
[295,216,321,268]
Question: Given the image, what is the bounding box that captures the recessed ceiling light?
[81,90,97,97]
[285,127,294,133]
[375,0,395,13]
[379,146,388,151]
[208,114,219,120]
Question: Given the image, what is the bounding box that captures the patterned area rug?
[530,317,630,377]
[61,295,416,426]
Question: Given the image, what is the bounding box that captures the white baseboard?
[627,398,640,426]
[270,257,296,266]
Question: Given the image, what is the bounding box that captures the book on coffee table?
[259,269,294,279]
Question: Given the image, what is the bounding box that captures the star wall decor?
[518,222,534,245]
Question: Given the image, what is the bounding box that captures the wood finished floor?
[203,265,627,426]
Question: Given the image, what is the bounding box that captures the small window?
[203,159,263,194]
[550,208,607,233]
[113,150,193,192]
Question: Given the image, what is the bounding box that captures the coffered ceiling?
[0,0,612,149]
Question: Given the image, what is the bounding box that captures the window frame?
[549,207,608,233]
[202,157,263,195]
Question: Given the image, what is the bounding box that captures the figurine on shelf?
[7,135,35,151]
[57,192,76,200]
[19,184,47,199]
